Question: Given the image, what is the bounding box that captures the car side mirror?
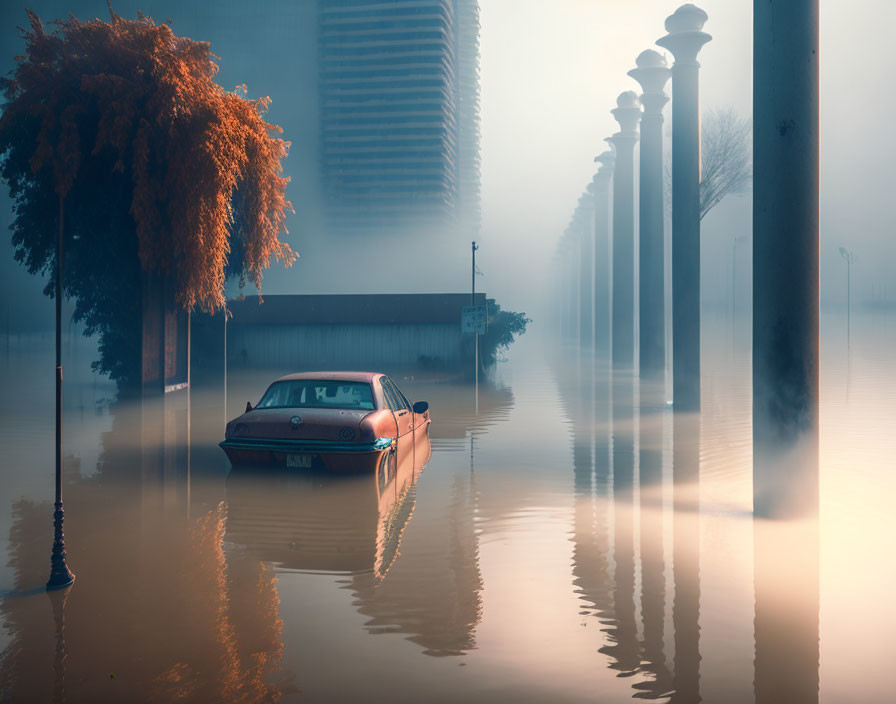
[246,401,253,413]
[413,401,429,414]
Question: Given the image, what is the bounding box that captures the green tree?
[480,299,531,366]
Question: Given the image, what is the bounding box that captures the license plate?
[286,454,313,468]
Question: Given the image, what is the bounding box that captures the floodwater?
[1,312,894,703]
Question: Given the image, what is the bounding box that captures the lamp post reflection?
[1,398,290,704]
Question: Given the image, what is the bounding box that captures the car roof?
[273,371,383,384]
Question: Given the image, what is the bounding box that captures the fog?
[1,0,895,334]
[479,0,896,316]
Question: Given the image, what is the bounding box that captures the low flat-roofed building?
[225,293,485,372]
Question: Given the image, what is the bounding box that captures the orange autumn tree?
[0,9,295,389]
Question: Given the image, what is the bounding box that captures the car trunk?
[237,408,372,442]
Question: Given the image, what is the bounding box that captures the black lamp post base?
[46,571,75,591]
[47,504,75,591]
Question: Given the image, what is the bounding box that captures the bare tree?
[699,107,752,219]
[663,107,751,223]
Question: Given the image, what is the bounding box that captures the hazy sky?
[2,0,895,330]
[479,0,896,313]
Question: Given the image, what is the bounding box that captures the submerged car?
[220,372,430,473]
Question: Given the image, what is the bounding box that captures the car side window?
[381,378,400,411]
[390,379,411,412]
[393,382,413,412]
[383,378,411,412]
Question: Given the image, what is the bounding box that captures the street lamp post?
[47,195,75,591]
[839,247,856,348]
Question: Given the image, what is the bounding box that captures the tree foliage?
[480,299,531,366]
[700,107,751,220]
[0,9,296,390]
[0,8,296,309]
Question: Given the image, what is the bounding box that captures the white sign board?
[461,305,487,334]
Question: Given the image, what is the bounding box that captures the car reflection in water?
[226,425,431,581]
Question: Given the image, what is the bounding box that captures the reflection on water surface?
[1,313,894,702]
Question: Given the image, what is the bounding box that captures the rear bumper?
[219,437,390,472]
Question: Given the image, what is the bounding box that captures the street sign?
[461,304,487,334]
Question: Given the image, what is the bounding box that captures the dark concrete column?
[592,152,615,357]
[609,92,641,369]
[752,0,819,519]
[578,192,595,350]
[629,50,671,385]
[656,4,711,412]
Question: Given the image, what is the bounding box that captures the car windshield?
[256,380,375,410]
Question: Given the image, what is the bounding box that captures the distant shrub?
[480,299,531,366]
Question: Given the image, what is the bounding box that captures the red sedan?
[220,372,430,473]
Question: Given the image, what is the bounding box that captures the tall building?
[318,0,481,236]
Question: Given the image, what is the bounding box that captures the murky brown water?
[1,312,894,703]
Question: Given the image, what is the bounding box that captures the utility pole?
[472,241,479,414]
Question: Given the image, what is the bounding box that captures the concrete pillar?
[578,192,595,350]
[629,50,671,384]
[568,234,580,343]
[630,58,671,666]
[556,254,569,340]
[656,4,711,412]
[592,152,615,357]
[752,0,819,519]
[609,91,641,369]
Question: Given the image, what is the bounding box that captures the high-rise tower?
[317,0,480,236]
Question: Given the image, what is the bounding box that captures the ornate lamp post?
[609,91,641,370]
[656,4,711,413]
[592,151,615,356]
[629,50,671,386]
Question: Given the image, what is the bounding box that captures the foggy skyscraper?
[318,0,481,236]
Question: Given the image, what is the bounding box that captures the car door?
[382,378,415,482]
